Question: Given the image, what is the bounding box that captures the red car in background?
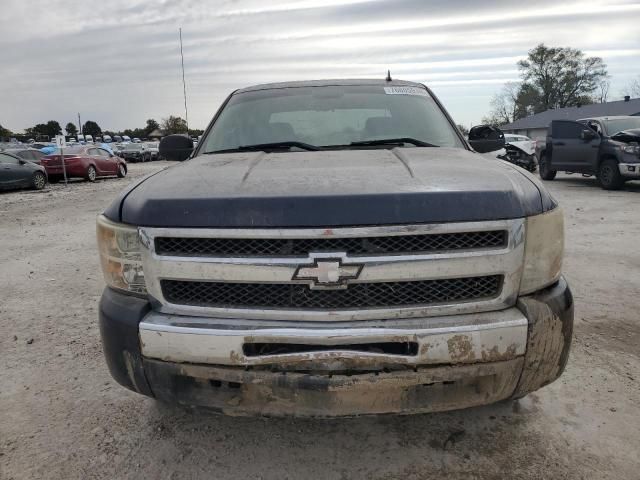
[41,146,127,182]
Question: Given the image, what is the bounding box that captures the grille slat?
[161,276,502,310]
[155,230,507,257]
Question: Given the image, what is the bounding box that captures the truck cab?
[539,116,640,189]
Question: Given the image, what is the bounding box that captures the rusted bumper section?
[144,358,523,417]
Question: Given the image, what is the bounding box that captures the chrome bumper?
[139,308,528,369]
[618,162,640,178]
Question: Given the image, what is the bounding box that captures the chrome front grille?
[161,276,503,310]
[139,220,525,321]
[154,230,507,257]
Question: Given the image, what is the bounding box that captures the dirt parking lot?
[1,162,639,479]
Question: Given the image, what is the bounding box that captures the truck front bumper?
[618,162,640,178]
[99,278,573,417]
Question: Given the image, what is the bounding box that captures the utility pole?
[78,113,82,137]
[179,27,189,134]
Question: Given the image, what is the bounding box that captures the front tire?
[32,171,47,190]
[86,165,97,182]
[597,159,624,190]
[117,164,126,178]
[539,154,556,180]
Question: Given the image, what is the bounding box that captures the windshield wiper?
[207,141,320,154]
[348,138,438,148]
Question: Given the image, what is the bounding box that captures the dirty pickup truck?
[538,116,640,190]
[97,79,573,417]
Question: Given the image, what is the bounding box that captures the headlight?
[519,207,564,295]
[621,144,640,155]
[96,215,146,295]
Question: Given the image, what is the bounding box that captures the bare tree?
[623,76,640,97]
[596,78,610,103]
[456,124,469,136]
[483,82,520,125]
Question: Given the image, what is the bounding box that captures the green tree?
[145,118,160,136]
[82,121,102,138]
[486,44,608,124]
[0,124,12,138]
[45,120,62,138]
[188,128,204,137]
[65,122,78,136]
[44,120,62,138]
[517,43,607,112]
[24,121,61,140]
[161,116,188,134]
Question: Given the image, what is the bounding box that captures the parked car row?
[0,144,128,192]
[112,142,161,162]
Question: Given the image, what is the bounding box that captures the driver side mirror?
[468,125,505,153]
[581,129,597,141]
[159,134,194,162]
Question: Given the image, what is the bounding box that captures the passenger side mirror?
[468,125,505,153]
[159,134,194,162]
[581,129,597,141]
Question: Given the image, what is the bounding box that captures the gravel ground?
[1,162,639,480]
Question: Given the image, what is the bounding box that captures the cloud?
[1,0,639,131]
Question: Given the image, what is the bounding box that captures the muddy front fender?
[512,277,573,398]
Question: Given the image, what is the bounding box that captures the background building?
[500,96,640,140]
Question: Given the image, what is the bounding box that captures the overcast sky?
[1,0,639,132]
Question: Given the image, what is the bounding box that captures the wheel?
[539,154,556,180]
[597,159,624,190]
[117,164,126,178]
[86,165,97,182]
[32,171,47,190]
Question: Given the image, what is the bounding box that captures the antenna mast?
[179,28,189,133]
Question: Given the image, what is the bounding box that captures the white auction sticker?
[383,86,428,96]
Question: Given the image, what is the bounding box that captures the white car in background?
[144,142,160,160]
[504,134,536,156]
[482,133,538,172]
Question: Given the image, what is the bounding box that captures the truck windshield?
[202,85,464,153]
[604,117,640,135]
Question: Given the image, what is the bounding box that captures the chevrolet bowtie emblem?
[293,258,363,290]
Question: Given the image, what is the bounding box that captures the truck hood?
[107,147,555,227]
[610,128,640,143]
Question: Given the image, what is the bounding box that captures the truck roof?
[235,78,424,93]
[577,115,637,121]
